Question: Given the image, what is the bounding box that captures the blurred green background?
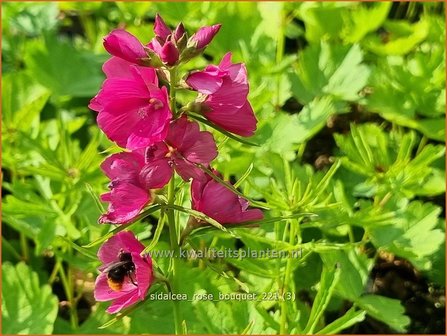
[1,2,445,334]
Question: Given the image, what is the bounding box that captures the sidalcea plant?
[88,14,263,331]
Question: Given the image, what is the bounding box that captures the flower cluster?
[90,14,263,313]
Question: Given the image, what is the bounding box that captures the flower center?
[137,99,164,119]
[149,98,164,110]
[137,106,150,119]
[165,145,176,158]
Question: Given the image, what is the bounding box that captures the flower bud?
[187,24,221,50]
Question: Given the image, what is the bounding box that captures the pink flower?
[144,117,218,183]
[94,231,153,314]
[186,52,257,137]
[99,151,169,224]
[191,170,264,224]
[89,57,172,150]
[103,30,147,65]
[188,24,221,50]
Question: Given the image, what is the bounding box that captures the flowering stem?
[280,218,299,334]
[169,68,178,117]
[167,178,183,334]
[167,66,183,334]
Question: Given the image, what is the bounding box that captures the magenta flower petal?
[167,118,217,180]
[186,53,257,137]
[99,149,172,224]
[147,38,163,56]
[143,117,217,182]
[100,152,144,182]
[102,57,135,79]
[154,13,171,41]
[206,69,249,108]
[106,291,140,314]
[167,118,217,161]
[190,24,222,49]
[132,251,153,299]
[186,71,223,95]
[139,158,173,189]
[99,182,150,224]
[160,40,179,65]
[91,64,171,150]
[97,106,141,149]
[191,172,264,224]
[88,96,101,111]
[103,29,147,64]
[218,52,233,69]
[173,22,185,42]
[207,100,257,137]
[94,232,153,314]
[94,273,136,301]
[174,159,203,182]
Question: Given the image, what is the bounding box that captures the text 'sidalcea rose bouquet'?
[89,14,263,321]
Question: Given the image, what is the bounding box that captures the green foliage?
[25,35,104,97]
[370,201,444,270]
[289,43,370,104]
[334,123,445,198]
[356,295,410,333]
[2,262,59,334]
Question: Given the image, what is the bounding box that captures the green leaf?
[370,201,444,269]
[355,295,410,332]
[319,249,373,301]
[364,19,429,56]
[2,262,58,334]
[1,72,48,130]
[266,97,336,152]
[315,307,366,334]
[141,215,166,254]
[3,2,58,36]
[335,124,446,197]
[366,45,445,141]
[25,34,104,97]
[55,236,98,260]
[342,3,391,43]
[289,42,370,104]
[298,3,350,43]
[257,2,284,39]
[167,204,235,239]
[303,264,341,334]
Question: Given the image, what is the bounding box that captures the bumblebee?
[103,251,137,292]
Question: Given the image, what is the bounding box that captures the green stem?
[167,66,183,334]
[169,68,178,117]
[280,219,298,335]
[275,7,285,109]
[48,260,61,285]
[20,233,29,262]
[58,261,79,329]
[2,237,22,261]
[167,178,183,334]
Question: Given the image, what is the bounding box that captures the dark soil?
[348,255,446,334]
